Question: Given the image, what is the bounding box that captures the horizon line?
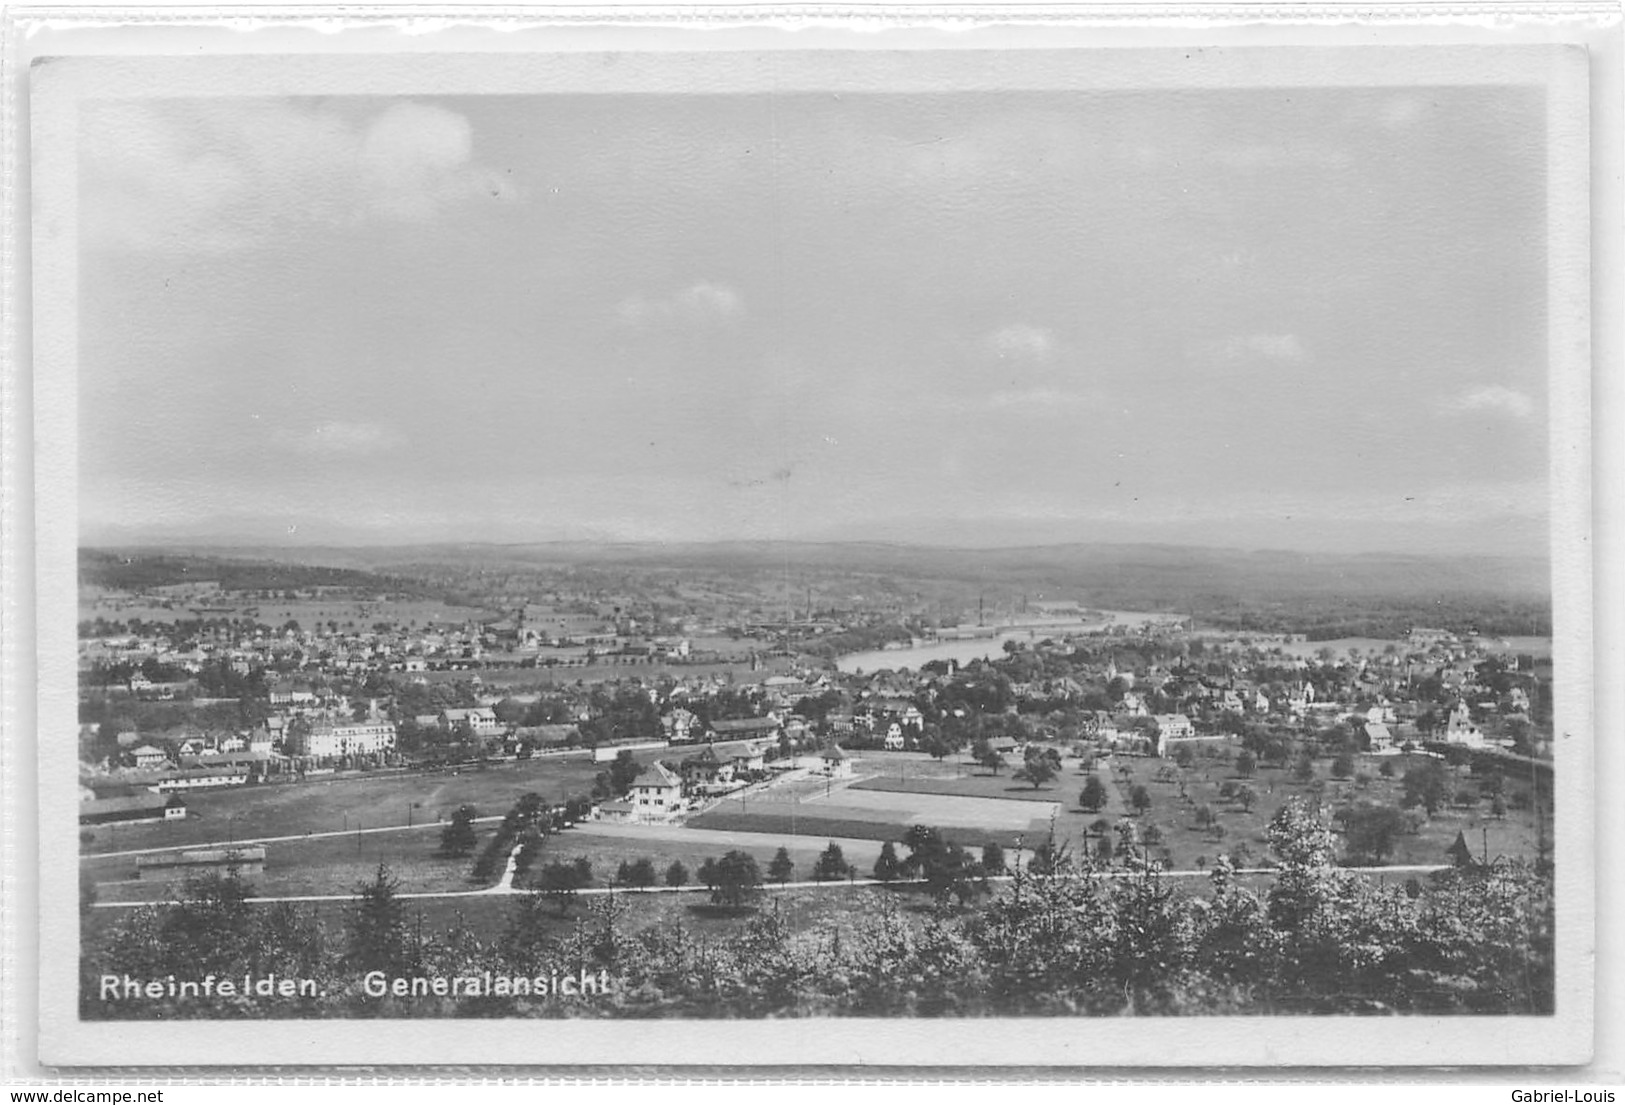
[77,536,1553,564]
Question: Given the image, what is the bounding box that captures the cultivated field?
[820,746,1551,873]
[80,590,492,629]
[806,786,1057,830]
[84,822,481,901]
[1110,747,1551,871]
[79,753,658,856]
[850,771,1082,803]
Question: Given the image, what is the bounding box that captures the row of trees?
[82,800,1553,1020]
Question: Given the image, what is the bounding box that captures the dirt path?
[81,815,508,861]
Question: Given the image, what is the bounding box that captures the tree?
[664,860,689,888]
[1027,836,1071,877]
[1378,759,1396,778]
[1331,752,1356,780]
[1013,746,1062,790]
[538,859,591,915]
[812,842,851,882]
[346,863,408,974]
[1265,798,1351,934]
[1236,750,1257,777]
[1444,743,1473,778]
[1079,775,1108,813]
[1292,752,1316,784]
[1234,784,1258,813]
[972,738,1006,775]
[768,846,796,884]
[872,841,903,882]
[981,841,1006,875]
[706,850,764,910]
[624,858,658,887]
[1130,784,1152,816]
[1195,804,1216,832]
[1172,744,1195,769]
[900,825,983,905]
[1334,803,1406,864]
[609,750,645,794]
[439,804,478,856]
[1402,759,1450,816]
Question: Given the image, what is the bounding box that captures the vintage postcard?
[16,17,1598,1069]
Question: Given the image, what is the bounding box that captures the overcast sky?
[76,83,1550,555]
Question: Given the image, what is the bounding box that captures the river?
[835,610,1185,674]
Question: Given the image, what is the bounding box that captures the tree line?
[82,799,1551,1020]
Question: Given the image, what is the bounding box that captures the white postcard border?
[19,22,1600,1069]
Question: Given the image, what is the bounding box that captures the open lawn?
[850,772,1079,803]
[806,786,1057,830]
[511,828,888,894]
[686,809,1027,851]
[80,754,662,856]
[85,823,487,901]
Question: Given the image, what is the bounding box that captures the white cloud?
[82,100,517,251]
[1441,385,1536,420]
[616,282,743,327]
[1194,333,1309,367]
[987,388,1097,413]
[985,323,1056,364]
[275,421,401,456]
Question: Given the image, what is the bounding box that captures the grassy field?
[80,592,492,629]
[850,772,1082,803]
[839,746,1550,872]
[1090,746,1550,871]
[80,754,661,856]
[686,809,1027,851]
[511,829,888,893]
[85,822,486,901]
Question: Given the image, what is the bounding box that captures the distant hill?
[78,549,425,595]
[81,540,1549,638]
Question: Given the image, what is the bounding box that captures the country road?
[91,863,1451,909]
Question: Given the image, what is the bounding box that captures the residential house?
[1362,720,1395,753]
[1443,702,1487,750]
[440,707,501,737]
[625,761,684,821]
[661,708,699,743]
[714,740,768,774]
[679,745,734,789]
[819,745,854,778]
[129,745,168,769]
[294,719,397,759]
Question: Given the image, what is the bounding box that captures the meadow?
[79,753,659,856]
[80,589,492,630]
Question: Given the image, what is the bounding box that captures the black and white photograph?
[18,25,1600,1069]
